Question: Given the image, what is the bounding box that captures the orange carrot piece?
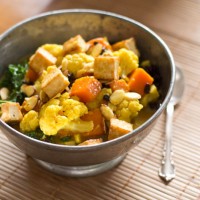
[109,79,129,92]
[81,108,106,137]
[128,68,154,95]
[70,76,101,102]
[87,37,112,50]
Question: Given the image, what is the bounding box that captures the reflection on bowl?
[0,9,175,177]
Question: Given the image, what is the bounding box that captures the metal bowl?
[0,9,175,177]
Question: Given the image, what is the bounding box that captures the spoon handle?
[159,102,175,181]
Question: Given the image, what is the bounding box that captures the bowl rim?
[0,8,175,151]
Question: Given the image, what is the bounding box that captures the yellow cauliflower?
[61,98,88,120]
[20,110,39,132]
[42,44,64,65]
[61,53,94,77]
[64,119,94,133]
[39,98,60,117]
[39,105,69,136]
[59,92,70,104]
[113,48,138,77]
[109,99,143,123]
[39,97,93,136]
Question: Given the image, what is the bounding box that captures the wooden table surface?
[1,1,200,200]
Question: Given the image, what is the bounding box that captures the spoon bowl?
[170,67,185,106]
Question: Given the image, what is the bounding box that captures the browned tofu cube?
[41,66,69,98]
[112,38,139,56]
[94,56,119,80]
[1,102,23,122]
[108,118,133,140]
[29,48,57,74]
[63,35,87,54]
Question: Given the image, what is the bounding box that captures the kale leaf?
[25,128,44,140]
[0,62,28,104]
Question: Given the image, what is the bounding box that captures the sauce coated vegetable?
[0,35,161,146]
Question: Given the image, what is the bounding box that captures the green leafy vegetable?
[25,128,44,140]
[0,62,28,103]
[60,136,73,142]
[0,100,9,104]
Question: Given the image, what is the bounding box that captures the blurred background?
[1,0,199,46]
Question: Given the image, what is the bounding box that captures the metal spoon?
[159,66,185,182]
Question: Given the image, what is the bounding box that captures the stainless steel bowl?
[0,9,175,177]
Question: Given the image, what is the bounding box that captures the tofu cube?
[41,66,69,98]
[1,102,23,122]
[94,56,119,80]
[63,35,87,54]
[29,48,57,74]
[112,38,139,56]
[108,118,133,140]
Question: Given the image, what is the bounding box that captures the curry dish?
[0,35,161,146]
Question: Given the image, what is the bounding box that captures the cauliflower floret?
[59,92,70,104]
[39,97,93,136]
[111,99,143,123]
[20,110,39,132]
[113,48,138,78]
[65,119,94,133]
[140,84,159,107]
[61,99,88,120]
[39,98,60,117]
[61,53,94,77]
[42,44,64,65]
[39,105,69,136]
[104,89,143,122]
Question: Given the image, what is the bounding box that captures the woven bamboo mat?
[1,79,200,200]
[1,41,200,199]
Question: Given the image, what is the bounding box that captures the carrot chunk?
[81,108,106,137]
[128,68,154,95]
[70,76,101,102]
[109,79,129,92]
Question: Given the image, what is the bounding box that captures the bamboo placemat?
[1,83,200,200]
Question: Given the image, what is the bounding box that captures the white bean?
[0,87,9,100]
